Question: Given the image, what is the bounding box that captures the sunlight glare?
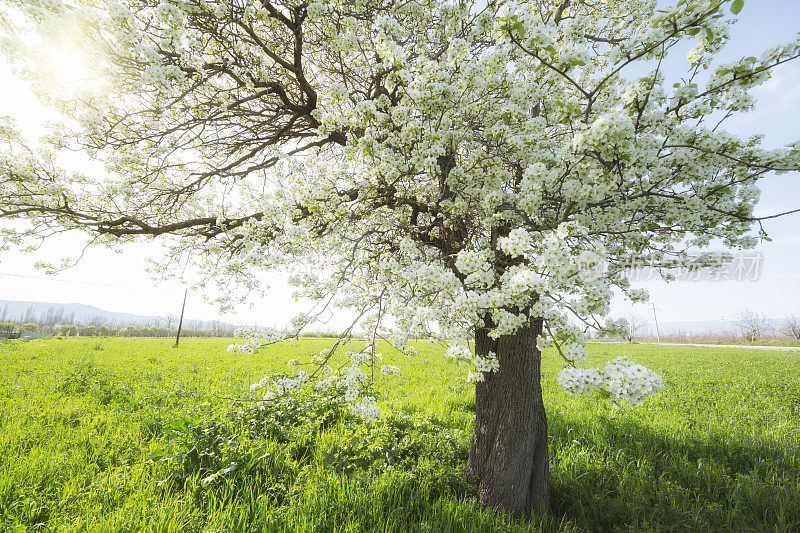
[40,45,97,89]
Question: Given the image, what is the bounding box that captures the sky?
[1,1,799,329]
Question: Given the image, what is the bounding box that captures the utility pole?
[649,302,661,343]
[175,288,187,348]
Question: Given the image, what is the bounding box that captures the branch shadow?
[546,409,800,532]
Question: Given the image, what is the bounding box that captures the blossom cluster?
[244,337,394,420]
[380,365,401,376]
[557,356,665,405]
[227,327,287,354]
[473,352,500,375]
[557,367,604,396]
[349,397,382,421]
[498,228,531,258]
[602,357,665,405]
[444,344,500,383]
[251,370,310,401]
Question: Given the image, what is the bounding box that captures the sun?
[41,45,94,88]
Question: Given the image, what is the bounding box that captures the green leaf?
[731,0,744,15]
[514,20,526,39]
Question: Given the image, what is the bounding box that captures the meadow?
[0,337,798,532]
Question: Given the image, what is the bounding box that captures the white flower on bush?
[390,331,410,348]
[249,376,269,391]
[253,370,310,400]
[315,375,338,390]
[311,348,330,364]
[342,365,365,388]
[344,387,359,402]
[276,371,308,393]
[474,352,500,374]
[444,343,472,363]
[602,357,665,405]
[557,367,603,396]
[351,348,382,364]
[467,371,484,383]
[228,342,254,354]
[228,327,287,354]
[498,228,531,257]
[455,249,489,275]
[349,397,381,421]
[380,365,401,376]
[558,356,664,405]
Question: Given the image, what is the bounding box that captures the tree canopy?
[1,0,799,422]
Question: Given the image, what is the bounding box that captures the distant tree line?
[595,308,800,344]
[0,321,235,338]
[0,304,77,327]
[0,304,236,338]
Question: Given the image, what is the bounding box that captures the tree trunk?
[466,318,551,517]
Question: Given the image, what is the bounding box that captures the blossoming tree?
[2,0,799,516]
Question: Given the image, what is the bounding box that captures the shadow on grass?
[546,410,800,532]
[3,387,797,532]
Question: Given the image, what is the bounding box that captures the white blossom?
[380,365,401,376]
[558,356,665,405]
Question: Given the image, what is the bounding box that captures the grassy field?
[0,338,798,532]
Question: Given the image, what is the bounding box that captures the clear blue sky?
[0,1,799,328]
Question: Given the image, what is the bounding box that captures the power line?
[0,271,162,291]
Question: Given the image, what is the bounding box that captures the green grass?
[0,338,798,532]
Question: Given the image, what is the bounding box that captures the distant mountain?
[0,299,783,336]
[657,320,733,335]
[0,299,234,329]
[635,318,783,336]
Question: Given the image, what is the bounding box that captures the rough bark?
[466,318,551,517]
